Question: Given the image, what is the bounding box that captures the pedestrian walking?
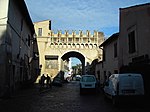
[40,74,46,88]
[46,74,52,88]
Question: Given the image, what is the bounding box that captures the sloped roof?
[119,3,150,11]
[15,0,35,34]
[99,32,119,47]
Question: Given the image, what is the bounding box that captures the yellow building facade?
[34,20,104,81]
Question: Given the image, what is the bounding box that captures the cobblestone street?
[0,81,149,112]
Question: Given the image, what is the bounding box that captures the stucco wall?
[0,0,36,97]
[34,20,50,37]
[103,39,119,74]
[119,4,150,67]
[34,20,104,79]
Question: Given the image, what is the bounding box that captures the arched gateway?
[34,20,104,81]
[60,50,85,75]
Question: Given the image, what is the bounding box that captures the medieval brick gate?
[34,20,104,82]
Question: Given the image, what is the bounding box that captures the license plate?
[122,89,135,94]
[85,84,92,87]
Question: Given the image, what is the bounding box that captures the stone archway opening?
[61,51,85,75]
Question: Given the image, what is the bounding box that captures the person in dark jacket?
[40,74,46,88]
[46,74,52,88]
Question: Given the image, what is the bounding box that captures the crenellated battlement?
[48,30,103,38]
[47,30,104,47]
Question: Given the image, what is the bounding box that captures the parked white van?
[103,73,144,105]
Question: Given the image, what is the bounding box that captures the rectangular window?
[21,19,23,31]
[28,35,30,46]
[68,38,72,42]
[49,21,51,30]
[114,43,117,58]
[38,28,42,36]
[45,60,58,69]
[76,38,79,42]
[83,38,87,43]
[45,55,58,69]
[53,38,57,42]
[128,31,136,53]
[104,71,107,81]
[103,49,105,61]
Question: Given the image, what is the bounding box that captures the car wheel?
[80,88,83,95]
[66,77,71,82]
[112,96,118,106]
[104,93,109,101]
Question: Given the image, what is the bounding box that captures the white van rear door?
[119,75,144,95]
[119,75,135,95]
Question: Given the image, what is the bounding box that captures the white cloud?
[25,0,150,36]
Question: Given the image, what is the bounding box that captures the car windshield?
[81,76,95,82]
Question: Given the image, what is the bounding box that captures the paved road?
[0,81,149,112]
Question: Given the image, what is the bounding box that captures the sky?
[25,0,150,38]
[24,0,149,65]
[71,58,81,66]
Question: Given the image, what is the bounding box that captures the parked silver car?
[79,75,98,94]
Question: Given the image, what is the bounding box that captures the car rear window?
[120,76,143,88]
[81,76,96,82]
